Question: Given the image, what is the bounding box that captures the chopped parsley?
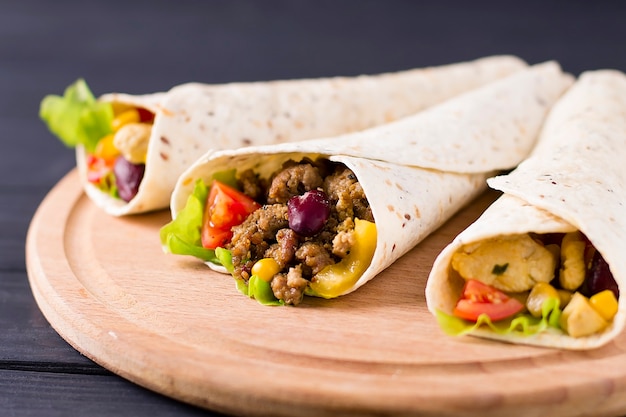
[492,263,509,275]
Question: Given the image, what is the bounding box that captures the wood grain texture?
[25,170,626,417]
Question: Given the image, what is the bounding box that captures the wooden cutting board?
[26,170,626,417]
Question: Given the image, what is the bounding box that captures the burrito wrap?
[168,62,572,299]
[426,70,626,349]
[78,55,527,216]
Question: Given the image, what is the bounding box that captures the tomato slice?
[201,180,261,249]
[201,227,233,251]
[453,279,524,322]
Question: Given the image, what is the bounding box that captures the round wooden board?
[26,170,626,417]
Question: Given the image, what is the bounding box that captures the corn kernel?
[93,134,120,161]
[589,290,619,321]
[251,258,281,282]
[111,109,141,132]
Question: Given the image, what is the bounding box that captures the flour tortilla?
[426,69,626,350]
[167,62,572,298]
[76,55,527,216]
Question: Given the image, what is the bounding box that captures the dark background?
[2,1,626,416]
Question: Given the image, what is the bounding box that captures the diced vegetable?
[453,279,525,322]
[307,218,376,298]
[111,109,141,132]
[240,276,283,306]
[201,180,261,249]
[93,133,120,161]
[589,290,618,321]
[86,155,113,184]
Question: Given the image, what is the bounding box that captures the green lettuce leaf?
[39,79,114,153]
[159,170,239,263]
[159,179,217,262]
[436,297,562,337]
[215,247,234,273]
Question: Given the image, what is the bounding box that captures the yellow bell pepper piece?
[251,258,281,283]
[589,290,619,321]
[93,133,120,161]
[307,218,377,298]
[111,109,141,132]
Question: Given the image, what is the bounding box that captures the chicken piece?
[557,289,574,309]
[113,122,152,164]
[559,231,587,291]
[559,292,608,337]
[451,234,558,292]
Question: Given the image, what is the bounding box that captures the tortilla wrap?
[77,55,527,216]
[164,62,572,303]
[426,69,626,349]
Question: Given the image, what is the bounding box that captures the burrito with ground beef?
[160,62,573,306]
[39,55,527,216]
[426,69,626,349]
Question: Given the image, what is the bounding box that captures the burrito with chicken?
[426,70,626,349]
[160,62,572,306]
[39,56,527,216]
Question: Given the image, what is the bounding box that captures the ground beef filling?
[227,159,374,305]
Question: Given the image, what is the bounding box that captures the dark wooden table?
[3,1,626,415]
